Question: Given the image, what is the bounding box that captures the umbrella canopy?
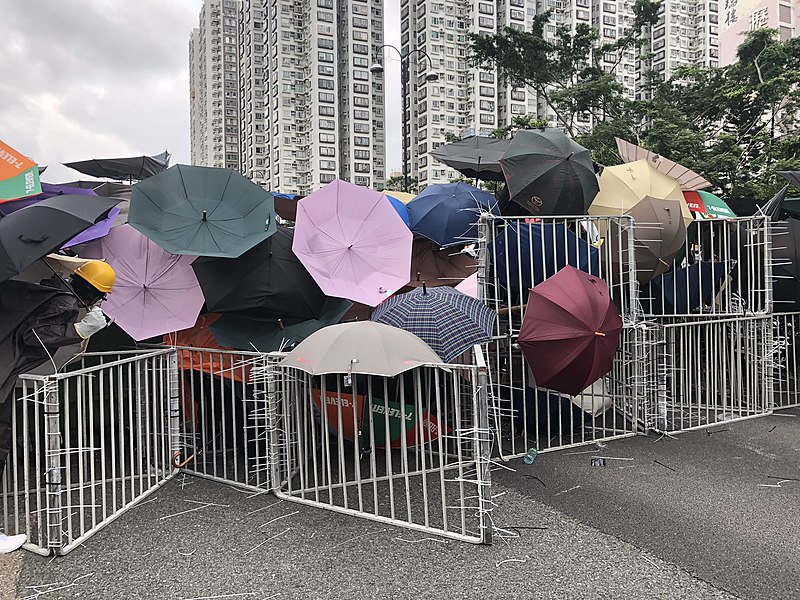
[274,192,299,222]
[490,221,600,291]
[0,194,118,283]
[639,262,729,315]
[386,194,411,227]
[292,179,413,307]
[615,138,711,191]
[430,136,509,182]
[519,266,622,396]
[589,159,693,228]
[386,191,416,204]
[192,226,327,320]
[62,206,120,248]
[280,321,442,376]
[371,285,495,362]
[609,195,687,285]
[209,296,353,352]
[87,225,204,341]
[683,190,736,220]
[129,164,276,258]
[407,182,499,247]
[455,272,478,298]
[63,150,170,181]
[779,171,800,190]
[760,185,790,220]
[406,237,477,289]
[499,128,598,216]
[0,139,41,201]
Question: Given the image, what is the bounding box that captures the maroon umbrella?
[518,266,622,396]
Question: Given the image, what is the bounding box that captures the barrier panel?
[263,350,494,544]
[771,312,800,409]
[1,350,177,555]
[649,316,774,432]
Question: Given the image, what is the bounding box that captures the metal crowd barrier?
[262,349,494,544]
[1,350,178,556]
[772,312,800,409]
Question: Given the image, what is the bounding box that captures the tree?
[489,114,550,140]
[470,1,660,137]
[384,174,419,193]
[443,132,462,143]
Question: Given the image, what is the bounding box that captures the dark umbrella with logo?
[499,129,598,216]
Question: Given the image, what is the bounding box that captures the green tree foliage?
[471,9,800,202]
[490,115,551,139]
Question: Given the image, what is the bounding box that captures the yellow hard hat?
[74,260,116,293]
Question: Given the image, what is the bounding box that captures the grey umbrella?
[129,164,276,258]
[280,321,443,376]
[609,195,687,285]
[430,136,509,182]
[779,171,800,190]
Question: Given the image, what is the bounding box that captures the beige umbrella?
[609,196,687,285]
[615,138,711,191]
[386,191,415,204]
[589,160,693,229]
[280,321,442,376]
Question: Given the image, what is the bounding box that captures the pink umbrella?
[292,179,413,307]
[455,273,478,298]
[85,225,205,341]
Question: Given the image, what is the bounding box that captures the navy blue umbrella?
[407,182,499,247]
[490,221,600,291]
[639,262,729,315]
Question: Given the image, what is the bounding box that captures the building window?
[319,160,336,171]
[319,132,336,143]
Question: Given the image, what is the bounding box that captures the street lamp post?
[370,44,438,194]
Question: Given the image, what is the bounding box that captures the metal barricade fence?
[648,316,774,432]
[771,312,800,409]
[171,346,270,492]
[1,350,178,556]
[262,349,494,544]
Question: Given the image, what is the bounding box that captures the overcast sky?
[0,0,402,184]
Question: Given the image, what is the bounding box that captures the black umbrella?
[499,128,598,216]
[0,195,119,283]
[761,185,790,220]
[430,136,509,182]
[779,171,800,190]
[63,151,170,181]
[191,226,327,321]
[209,296,353,352]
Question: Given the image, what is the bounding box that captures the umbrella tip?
[422,282,428,295]
[202,210,208,221]
[278,318,284,330]
[594,331,606,337]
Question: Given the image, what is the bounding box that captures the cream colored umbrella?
[589,159,693,229]
[386,191,416,204]
[615,138,712,191]
[280,321,443,376]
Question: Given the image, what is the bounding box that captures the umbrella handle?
[171,450,196,469]
[19,234,48,243]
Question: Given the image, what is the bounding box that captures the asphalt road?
[496,408,800,600]
[3,473,733,599]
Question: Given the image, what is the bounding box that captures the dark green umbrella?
[129,164,276,257]
[191,226,326,320]
[499,128,598,216]
[209,296,353,352]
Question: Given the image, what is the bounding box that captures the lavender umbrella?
[85,224,204,341]
[0,182,98,213]
[292,179,413,307]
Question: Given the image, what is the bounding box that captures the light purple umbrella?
[292,179,413,307]
[89,224,204,341]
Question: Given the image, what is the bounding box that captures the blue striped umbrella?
[371,285,495,362]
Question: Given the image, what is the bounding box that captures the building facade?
[190,0,386,194]
[189,0,241,170]
[719,0,800,65]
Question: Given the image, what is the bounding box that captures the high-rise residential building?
[189,0,241,170]
[641,0,721,90]
[236,0,386,194]
[719,0,799,65]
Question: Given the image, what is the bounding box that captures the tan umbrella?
[279,321,442,376]
[386,191,415,204]
[609,196,687,284]
[615,138,711,191]
[589,160,693,229]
